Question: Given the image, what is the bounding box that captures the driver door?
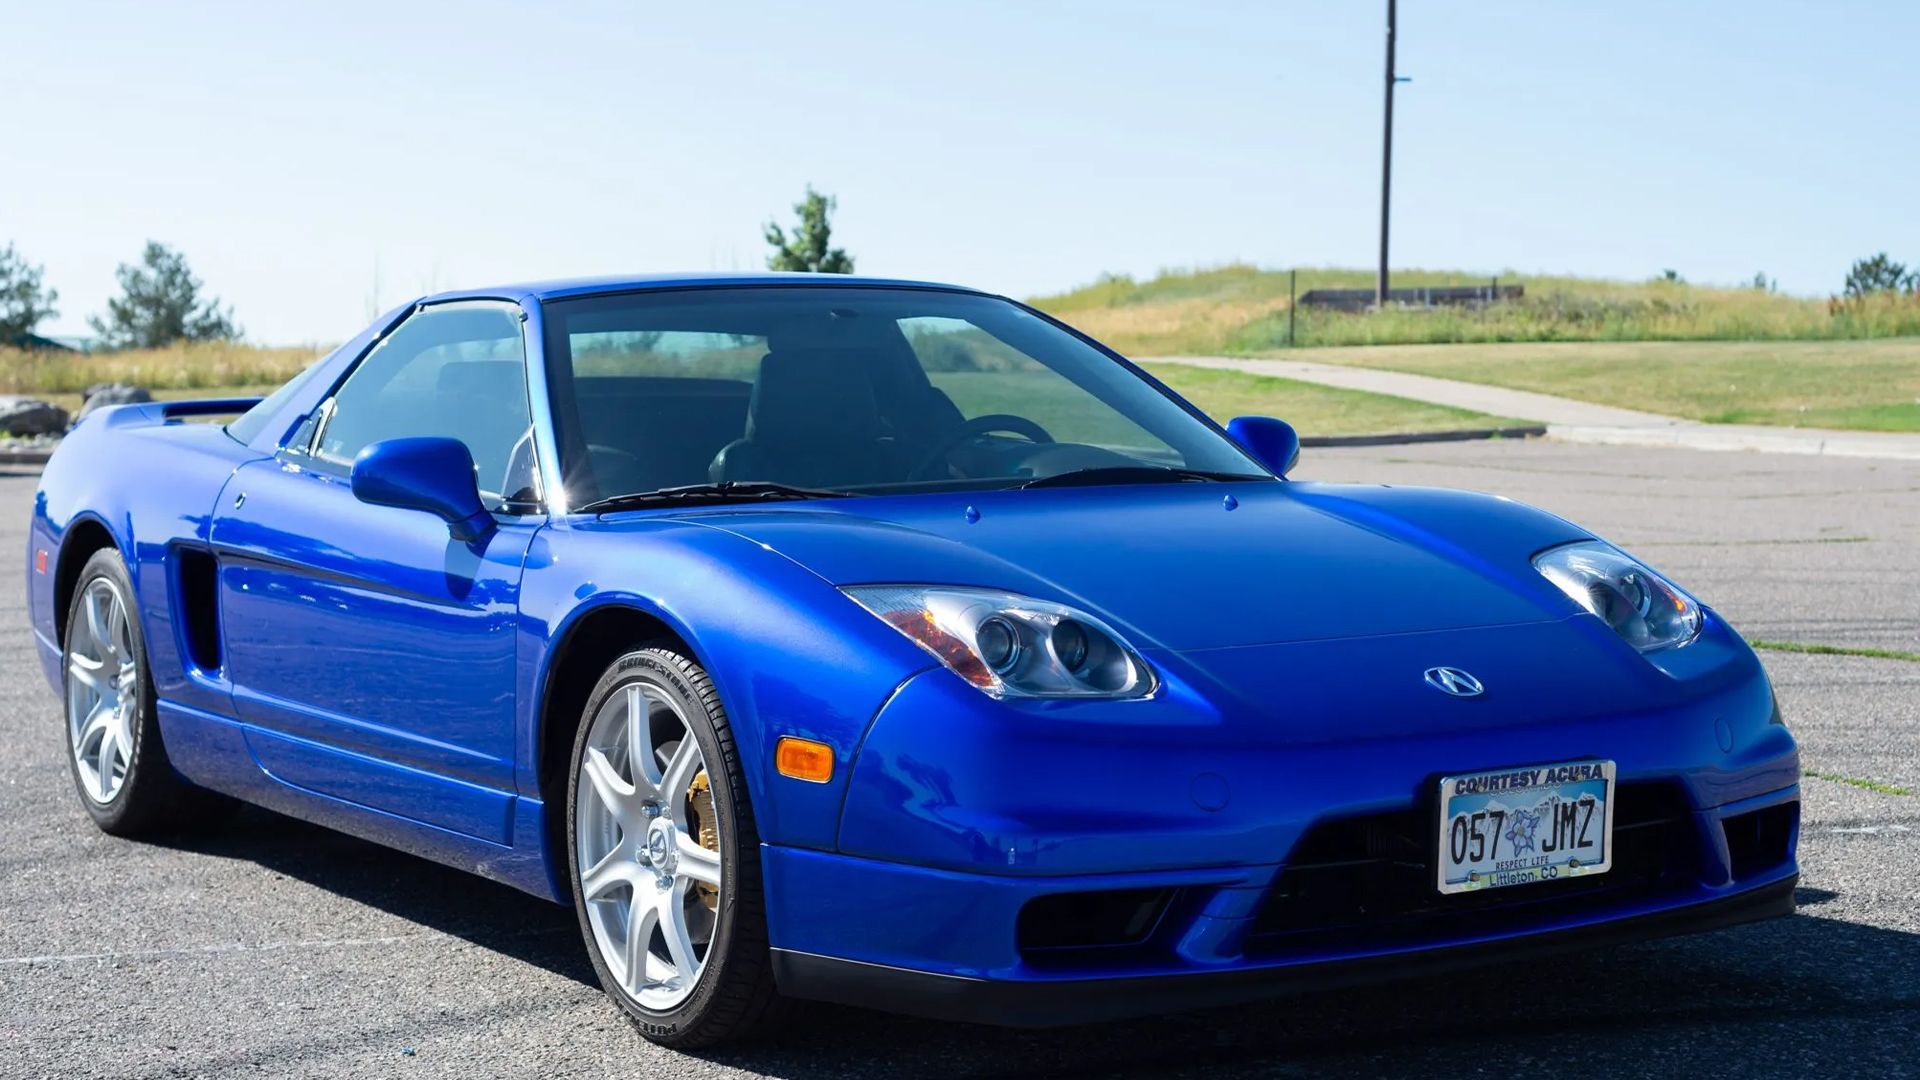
[209,300,543,844]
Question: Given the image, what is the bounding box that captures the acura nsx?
[28,274,1800,1047]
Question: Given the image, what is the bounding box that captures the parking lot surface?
[2,439,1915,1078]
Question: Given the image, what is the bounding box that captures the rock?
[76,383,154,423]
[0,396,71,437]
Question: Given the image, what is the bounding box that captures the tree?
[89,241,239,348]
[1843,253,1913,299]
[1749,271,1775,292]
[1656,268,1684,284]
[0,243,60,341]
[764,186,854,273]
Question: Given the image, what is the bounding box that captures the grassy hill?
[1032,264,1920,355]
[8,267,1914,436]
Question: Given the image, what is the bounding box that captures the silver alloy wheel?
[576,681,724,1011]
[66,576,139,804]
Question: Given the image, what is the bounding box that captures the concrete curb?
[1303,425,1547,448]
[1546,423,1920,461]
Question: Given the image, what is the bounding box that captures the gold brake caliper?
[688,770,720,911]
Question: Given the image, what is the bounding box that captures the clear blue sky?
[4,0,1913,344]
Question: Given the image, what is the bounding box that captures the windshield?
[541,286,1266,505]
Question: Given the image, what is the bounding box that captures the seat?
[709,350,894,487]
[433,360,533,500]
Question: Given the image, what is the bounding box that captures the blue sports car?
[28,274,1800,1048]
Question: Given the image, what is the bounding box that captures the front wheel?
[62,547,222,836]
[566,647,785,1048]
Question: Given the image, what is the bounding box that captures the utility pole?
[1376,0,1406,308]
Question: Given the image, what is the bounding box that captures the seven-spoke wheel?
[567,647,784,1048]
[60,547,217,836]
[66,575,139,804]
[576,680,724,1010]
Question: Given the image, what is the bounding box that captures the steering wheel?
[910,414,1055,480]
[587,443,648,496]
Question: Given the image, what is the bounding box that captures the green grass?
[1254,338,1920,432]
[1803,769,1914,797]
[1752,640,1920,663]
[1144,363,1523,436]
[1033,263,1920,353]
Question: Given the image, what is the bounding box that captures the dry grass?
[0,342,321,397]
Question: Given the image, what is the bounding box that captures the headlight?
[1533,541,1702,652]
[843,585,1155,699]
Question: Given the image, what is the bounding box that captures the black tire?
[566,647,787,1049]
[61,547,224,837]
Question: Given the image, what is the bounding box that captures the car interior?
[558,321,994,501]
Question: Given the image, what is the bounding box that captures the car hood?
[674,480,1592,652]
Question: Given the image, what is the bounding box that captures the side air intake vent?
[175,547,223,673]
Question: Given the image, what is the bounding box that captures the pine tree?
[0,243,60,341]
[764,186,854,274]
[89,241,239,348]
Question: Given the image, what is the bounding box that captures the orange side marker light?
[775,737,835,784]
[33,549,47,574]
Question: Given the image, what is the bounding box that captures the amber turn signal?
[775,737,834,783]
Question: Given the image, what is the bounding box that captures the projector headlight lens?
[1534,541,1702,652]
[844,586,1154,699]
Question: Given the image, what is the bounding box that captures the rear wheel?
[62,547,221,836]
[567,647,786,1048]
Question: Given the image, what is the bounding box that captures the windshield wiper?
[576,481,854,514]
[1019,465,1266,490]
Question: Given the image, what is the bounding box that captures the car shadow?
[148,803,595,988]
[697,889,1920,1079]
[149,814,1920,1078]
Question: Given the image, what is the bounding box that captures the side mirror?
[350,437,494,542]
[1227,416,1300,477]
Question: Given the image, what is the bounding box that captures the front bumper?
[770,874,1797,1027]
[775,613,1801,1025]
[764,773,1801,1026]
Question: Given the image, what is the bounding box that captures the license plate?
[1436,760,1614,894]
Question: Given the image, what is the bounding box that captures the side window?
[311,303,537,510]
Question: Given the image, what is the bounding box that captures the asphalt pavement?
[2,439,1916,1079]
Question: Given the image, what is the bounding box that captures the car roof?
[424,271,994,305]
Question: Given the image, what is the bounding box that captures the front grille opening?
[175,547,222,672]
[1018,888,1174,956]
[1723,802,1797,881]
[1246,782,1701,958]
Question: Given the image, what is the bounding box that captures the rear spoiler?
[83,397,268,435]
[159,397,265,420]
